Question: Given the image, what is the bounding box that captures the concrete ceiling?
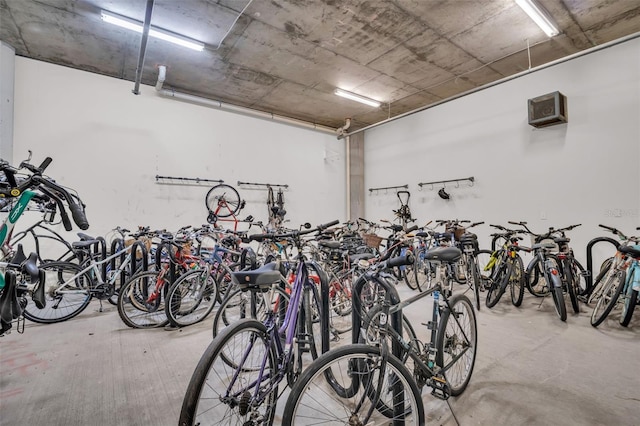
[2,0,639,132]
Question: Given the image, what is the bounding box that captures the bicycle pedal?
[429,376,451,400]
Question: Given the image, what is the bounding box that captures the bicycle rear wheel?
[564,259,580,314]
[180,319,277,426]
[436,294,477,396]
[282,344,424,425]
[591,269,625,327]
[486,261,510,308]
[466,255,481,310]
[165,268,218,328]
[23,261,92,324]
[327,271,352,334]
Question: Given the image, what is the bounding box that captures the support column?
[0,41,15,161]
[348,132,365,220]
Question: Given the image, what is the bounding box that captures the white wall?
[364,37,640,266]
[11,58,346,240]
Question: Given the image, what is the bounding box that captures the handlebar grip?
[508,220,524,225]
[386,253,414,268]
[69,202,90,230]
[318,219,340,230]
[405,224,419,233]
[38,157,52,172]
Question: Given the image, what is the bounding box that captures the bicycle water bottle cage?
[232,262,282,292]
[424,247,462,263]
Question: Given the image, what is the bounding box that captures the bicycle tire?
[526,256,548,297]
[564,259,580,314]
[509,255,525,307]
[550,285,567,321]
[282,344,424,425]
[212,286,289,339]
[620,283,638,327]
[573,259,589,296]
[587,258,615,304]
[327,272,352,334]
[436,294,477,396]
[467,255,481,310]
[179,319,278,426]
[486,261,510,308]
[205,184,241,218]
[23,261,92,324]
[117,270,170,328]
[302,284,321,360]
[475,249,493,290]
[590,270,625,327]
[165,268,218,328]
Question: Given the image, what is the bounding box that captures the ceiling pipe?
[342,30,640,139]
[154,67,336,135]
[132,0,155,95]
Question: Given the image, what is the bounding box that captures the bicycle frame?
[222,259,330,408]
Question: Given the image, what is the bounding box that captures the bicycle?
[0,153,88,333]
[179,220,338,425]
[589,226,640,327]
[282,247,477,424]
[483,225,526,309]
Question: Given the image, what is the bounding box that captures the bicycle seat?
[620,245,640,259]
[72,239,100,249]
[319,241,340,249]
[459,233,477,242]
[232,262,283,292]
[415,231,429,238]
[424,247,461,263]
[553,237,570,244]
[532,242,556,250]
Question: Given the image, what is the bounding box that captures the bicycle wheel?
[212,286,289,339]
[509,255,525,307]
[466,255,481,310]
[475,249,493,290]
[23,261,92,323]
[327,272,352,334]
[590,269,625,327]
[361,304,418,362]
[526,256,552,297]
[205,184,241,218]
[436,294,477,396]
[573,259,589,296]
[301,284,322,360]
[165,268,218,328]
[486,261,510,308]
[587,258,615,304]
[620,280,638,327]
[282,344,424,425]
[179,319,278,426]
[117,270,169,328]
[564,259,580,314]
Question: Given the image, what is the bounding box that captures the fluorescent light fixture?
[515,0,560,37]
[335,89,381,108]
[101,10,205,51]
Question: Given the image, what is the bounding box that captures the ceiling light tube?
[335,89,381,108]
[101,10,205,51]
[515,0,559,37]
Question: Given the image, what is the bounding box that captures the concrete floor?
[1,287,639,426]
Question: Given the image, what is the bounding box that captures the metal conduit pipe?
[154,65,336,135]
[132,0,154,95]
[342,31,640,139]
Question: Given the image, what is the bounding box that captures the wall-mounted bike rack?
[368,184,408,194]
[237,181,289,189]
[155,175,224,185]
[418,176,475,190]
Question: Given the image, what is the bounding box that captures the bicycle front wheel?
[436,294,477,396]
[590,269,625,327]
[282,344,424,425]
[23,261,92,323]
[620,285,638,327]
[165,268,218,328]
[486,261,510,308]
[180,319,278,426]
[509,255,525,307]
[204,184,241,218]
[117,270,169,328]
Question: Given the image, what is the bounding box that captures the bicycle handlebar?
[249,220,340,242]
